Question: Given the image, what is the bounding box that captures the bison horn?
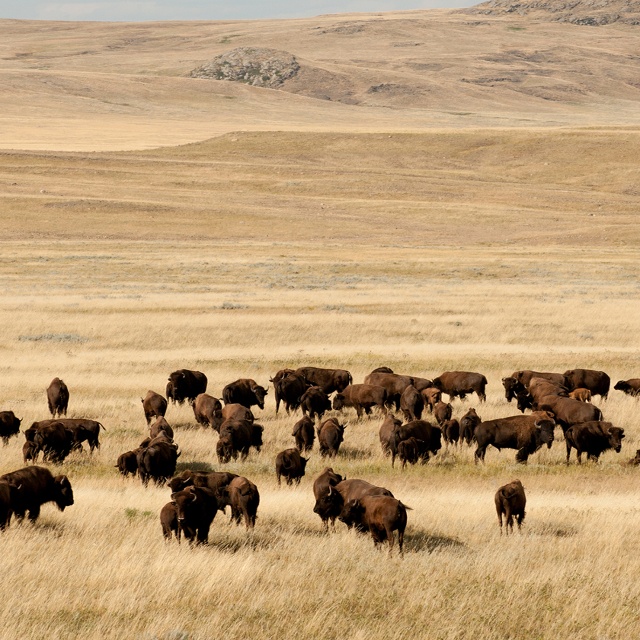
[192,492,198,502]
[327,486,332,496]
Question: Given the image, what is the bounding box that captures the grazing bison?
[217,420,263,464]
[47,377,69,417]
[537,396,602,435]
[149,416,173,440]
[339,496,410,554]
[31,418,104,453]
[433,401,453,426]
[295,367,352,394]
[421,387,442,413]
[397,437,425,469]
[137,440,180,486]
[160,502,180,542]
[569,388,592,403]
[292,415,315,452]
[317,417,346,458]
[312,467,344,530]
[271,371,310,415]
[459,408,481,445]
[495,480,526,535]
[379,414,402,456]
[221,403,254,424]
[32,421,74,463]
[389,420,442,467]
[222,379,268,411]
[564,369,610,399]
[400,385,424,422]
[565,421,625,464]
[192,393,223,430]
[216,476,260,529]
[363,373,414,411]
[441,419,460,446]
[275,448,309,486]
[166,369,207,405]
[0,466,73,522]
[141,390,167,425]
[432,371,487,402]
[313,478,393,532]
[474,413,555,464]
[168,471,237,512]
[116,450,139,477]
[22,441,39,464]
[0,411,21,445]
[614,379,640,397]
[300,387,332,421]
[170,486,218,545]
[333,384,387,419]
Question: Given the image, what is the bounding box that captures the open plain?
[1,6,640,640]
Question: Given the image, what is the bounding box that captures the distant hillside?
[467,0,640,25]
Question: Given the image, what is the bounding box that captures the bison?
[192,393,223,430]
[363,372,414,411]
[216,476,260,529]
[137,440,180,486]
[0,411,21,445]
[379,414,402,456]
[47,377,69,417]
[170,486,218,544]
[537,396,602,435]
[115,450,139,477]
[217,420,263,463]
[614,379,640,397]
[564,369,610,399]
[295,367,352,394]
[166,369,207,405]
[389,420,441,467]
[168,470,237,512]
[0,466,73,522]
[271,371,310,415]
[30,418,105,453]
[141,390,167,424]
[317,417,346,458]
[397,437,426,469]
[400,385,424,422]
[32,421,74,463]
[512,370,569,389]
[339,495,410,554]
[160,502,180,542]
[275,448,309,486]
[569,388,592,403]
[459,408,481,445]
[312,467,344,530]
[495,480,526,535]
[474,413,555,464]
[431,371,487,402]
[565,421,625,464]
[0,480,21,530]
[300,387,332,421]
[292,415,315,452]
[221,403,254,424]
[433,401,453,426]
[222,378,268,411]
[149,416,173,440]
[441,419,460,446]
[502,376,526,403]
[333,384,387,419]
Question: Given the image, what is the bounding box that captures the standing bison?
[300,387,332,421]
[400,385,424,422]
[271,371,310,415]
[216,476,260,529]
[614,379,640,397]
[565,421,625,464]
[432,371,487,402]
[47,377,69,417]
[222,379,268,411]
[495,480,526,535]
[0,411,22,445]
[170,486,218,545]
[292,415,315,452]
[192,393,223,430]
[275,448,309,486]
[166,369,207,405]
[295,367,352,394]
[141,390,167,424]
[317,418,347,458]
[363,372,414,411]
[333,384,387,419]
[389,420,442,467]
[563,369,610,399]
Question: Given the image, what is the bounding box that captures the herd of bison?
[0,366,639,553]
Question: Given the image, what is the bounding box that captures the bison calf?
[495,479,526,535]
[160,502,181,542]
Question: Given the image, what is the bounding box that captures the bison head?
[607,427,625,453]
[516,392,533,414]
[53,475,74,511]
[250,383,268,410]
[332,394,346,411]
[216,437,234,464]
[339,498,366,530]
[614,380,631,393]
[534,420,555,449]
[313,484,344,521]
[502,376,520,402]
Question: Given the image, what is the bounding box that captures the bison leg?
[28,505,41,522]
[565,439,573,464]
[196,524,211,545]
[474,445,486,464]
[505,509,513,535]
[515,448,529,464]
[576,450,583,465]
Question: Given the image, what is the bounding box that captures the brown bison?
[216,476,260,529]
[292,415,315,452]
[339,495,410,554]
[192,393,223,430]
[433,401,453,426]
[565,421,625,464]
[141,390,167,425]
[166,369,207,405]
[217,420,263,463]
[537,396,602,435]
[275,448,309,486]
[170,486,218,544]
[149,416,173,440]
[47,377,69,417]
[137,439,180,486]
[0,480,21,530]
[271,371,310,415]
[168,471,237,513]
[421,387,442,413]
[160,502,180,542]
[379,414,402,456]
[0,466,74,522]
[614,379,640,397]
[528,377,570,404]
[501,376,526,403]
[431,371,487,402]
[300,386,332,421]
[222,378,268,411]
[32,421,74,463]
[22,441,39,464]
[495,480,526,535]
[221,403,254,424]
[411,376,434,392]
[0,411,22,445]
[569,388,592,403]
[312,467,344,530]
[474,413,555,464]
[115,450,139,477]
[397,437,425,469]
[513,370,569,390]
[333,384,387,419]
[400,385,424,422]
[564,369,610,399]
[317,417,346,458]
[441,419,460,446]
[389,420,442,467]
[459,408,481,445]
[363,372,414,411]
[31,418,105,453]
[295,367,352,394]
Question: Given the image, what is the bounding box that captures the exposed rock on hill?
[467,0,640,25]
[190,47,300,88]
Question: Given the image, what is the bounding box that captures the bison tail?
[98,422,106,431]
[399,501,413,511]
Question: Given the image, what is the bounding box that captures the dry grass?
[1,10,640,640]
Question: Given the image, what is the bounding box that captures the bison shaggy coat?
[433,401,453,426]
[166,369,207,405]
[312,467,344,530]
[222,378,268,411]
[170,486,218,544]
[192,393,223,430]
[379,414,402,456]
[295,367,352,394]
[116,450,139,477]
[160,502,180,542]
[495,480,526,535]
[300,386,332,421]
[614,379,640,397]
[389,420,442,467]
[400,385,424,422]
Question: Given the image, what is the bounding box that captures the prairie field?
[1,7,640,640]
